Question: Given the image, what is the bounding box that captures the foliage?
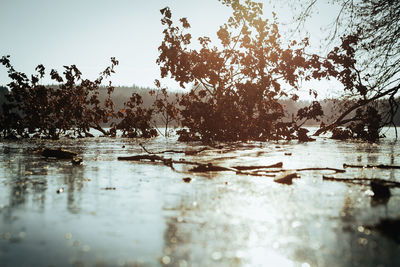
[114,93,158,138]
[0,56,156,139]
[150,80,179,137]
[157,0,326,142]
[295,0,400,140]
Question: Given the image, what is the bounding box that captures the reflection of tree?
[160,190,249,266]
[2,149,47,222]
[161,197,192,267]
[64,164,85,214]
[0,146,89,223]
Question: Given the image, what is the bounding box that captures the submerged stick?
[343,163,400,169]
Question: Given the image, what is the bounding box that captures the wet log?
[343,163,400,169]
[232,162,283,171]
[274,172,299,185]
[42,148,77,159]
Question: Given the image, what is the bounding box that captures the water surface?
[1,128,399,267]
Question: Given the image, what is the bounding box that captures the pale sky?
[0,0,341,96]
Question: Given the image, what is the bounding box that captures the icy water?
[0,128,400,267]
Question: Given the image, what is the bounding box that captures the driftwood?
[322,175,400,187]
[343,163,400,169]
[118,153,279,176]
[274,172,299,185]
[189,163,234,172]
[118,154,165,162]
[119,147,344,182]
[42,148,77,159]
[248,167,345,174]
[237,171,276,177]
[232,162,283,171]
[139,143,208,155]
[118,154,175,169]
[118,154,228,172]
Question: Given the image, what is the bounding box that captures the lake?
[0,127,399,267]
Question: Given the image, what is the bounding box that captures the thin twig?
[323,175,400,187]
[343,163,400,169]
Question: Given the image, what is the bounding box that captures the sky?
[0,0,341,97]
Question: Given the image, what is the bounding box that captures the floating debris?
[103,187,116,190]
[274,172,299,185]
[371,180,391,199]
[56,188,64,194]
[71,156,83,165]
[42,148,77,159]
[182,177,192,183]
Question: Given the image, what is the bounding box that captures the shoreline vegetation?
[1,82,399,141]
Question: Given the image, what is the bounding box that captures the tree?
[0,56,157,139]
[113,92,158,138]
[150,80,179,137]
[295,0,400,139]
[157,0,325,142]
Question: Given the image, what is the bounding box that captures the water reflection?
[0,129,400,266]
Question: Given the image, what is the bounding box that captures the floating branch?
[322,175,400,187]
[118,154,231,172]
[250,167,345,174]
[293,167,345,173]
[189,163,235,172]
[118,154,270,176]
[343,163,400,169]
[139,143,209,155]
[238,171,276,177]
[118,154,164,162]
[232,162,283,171]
